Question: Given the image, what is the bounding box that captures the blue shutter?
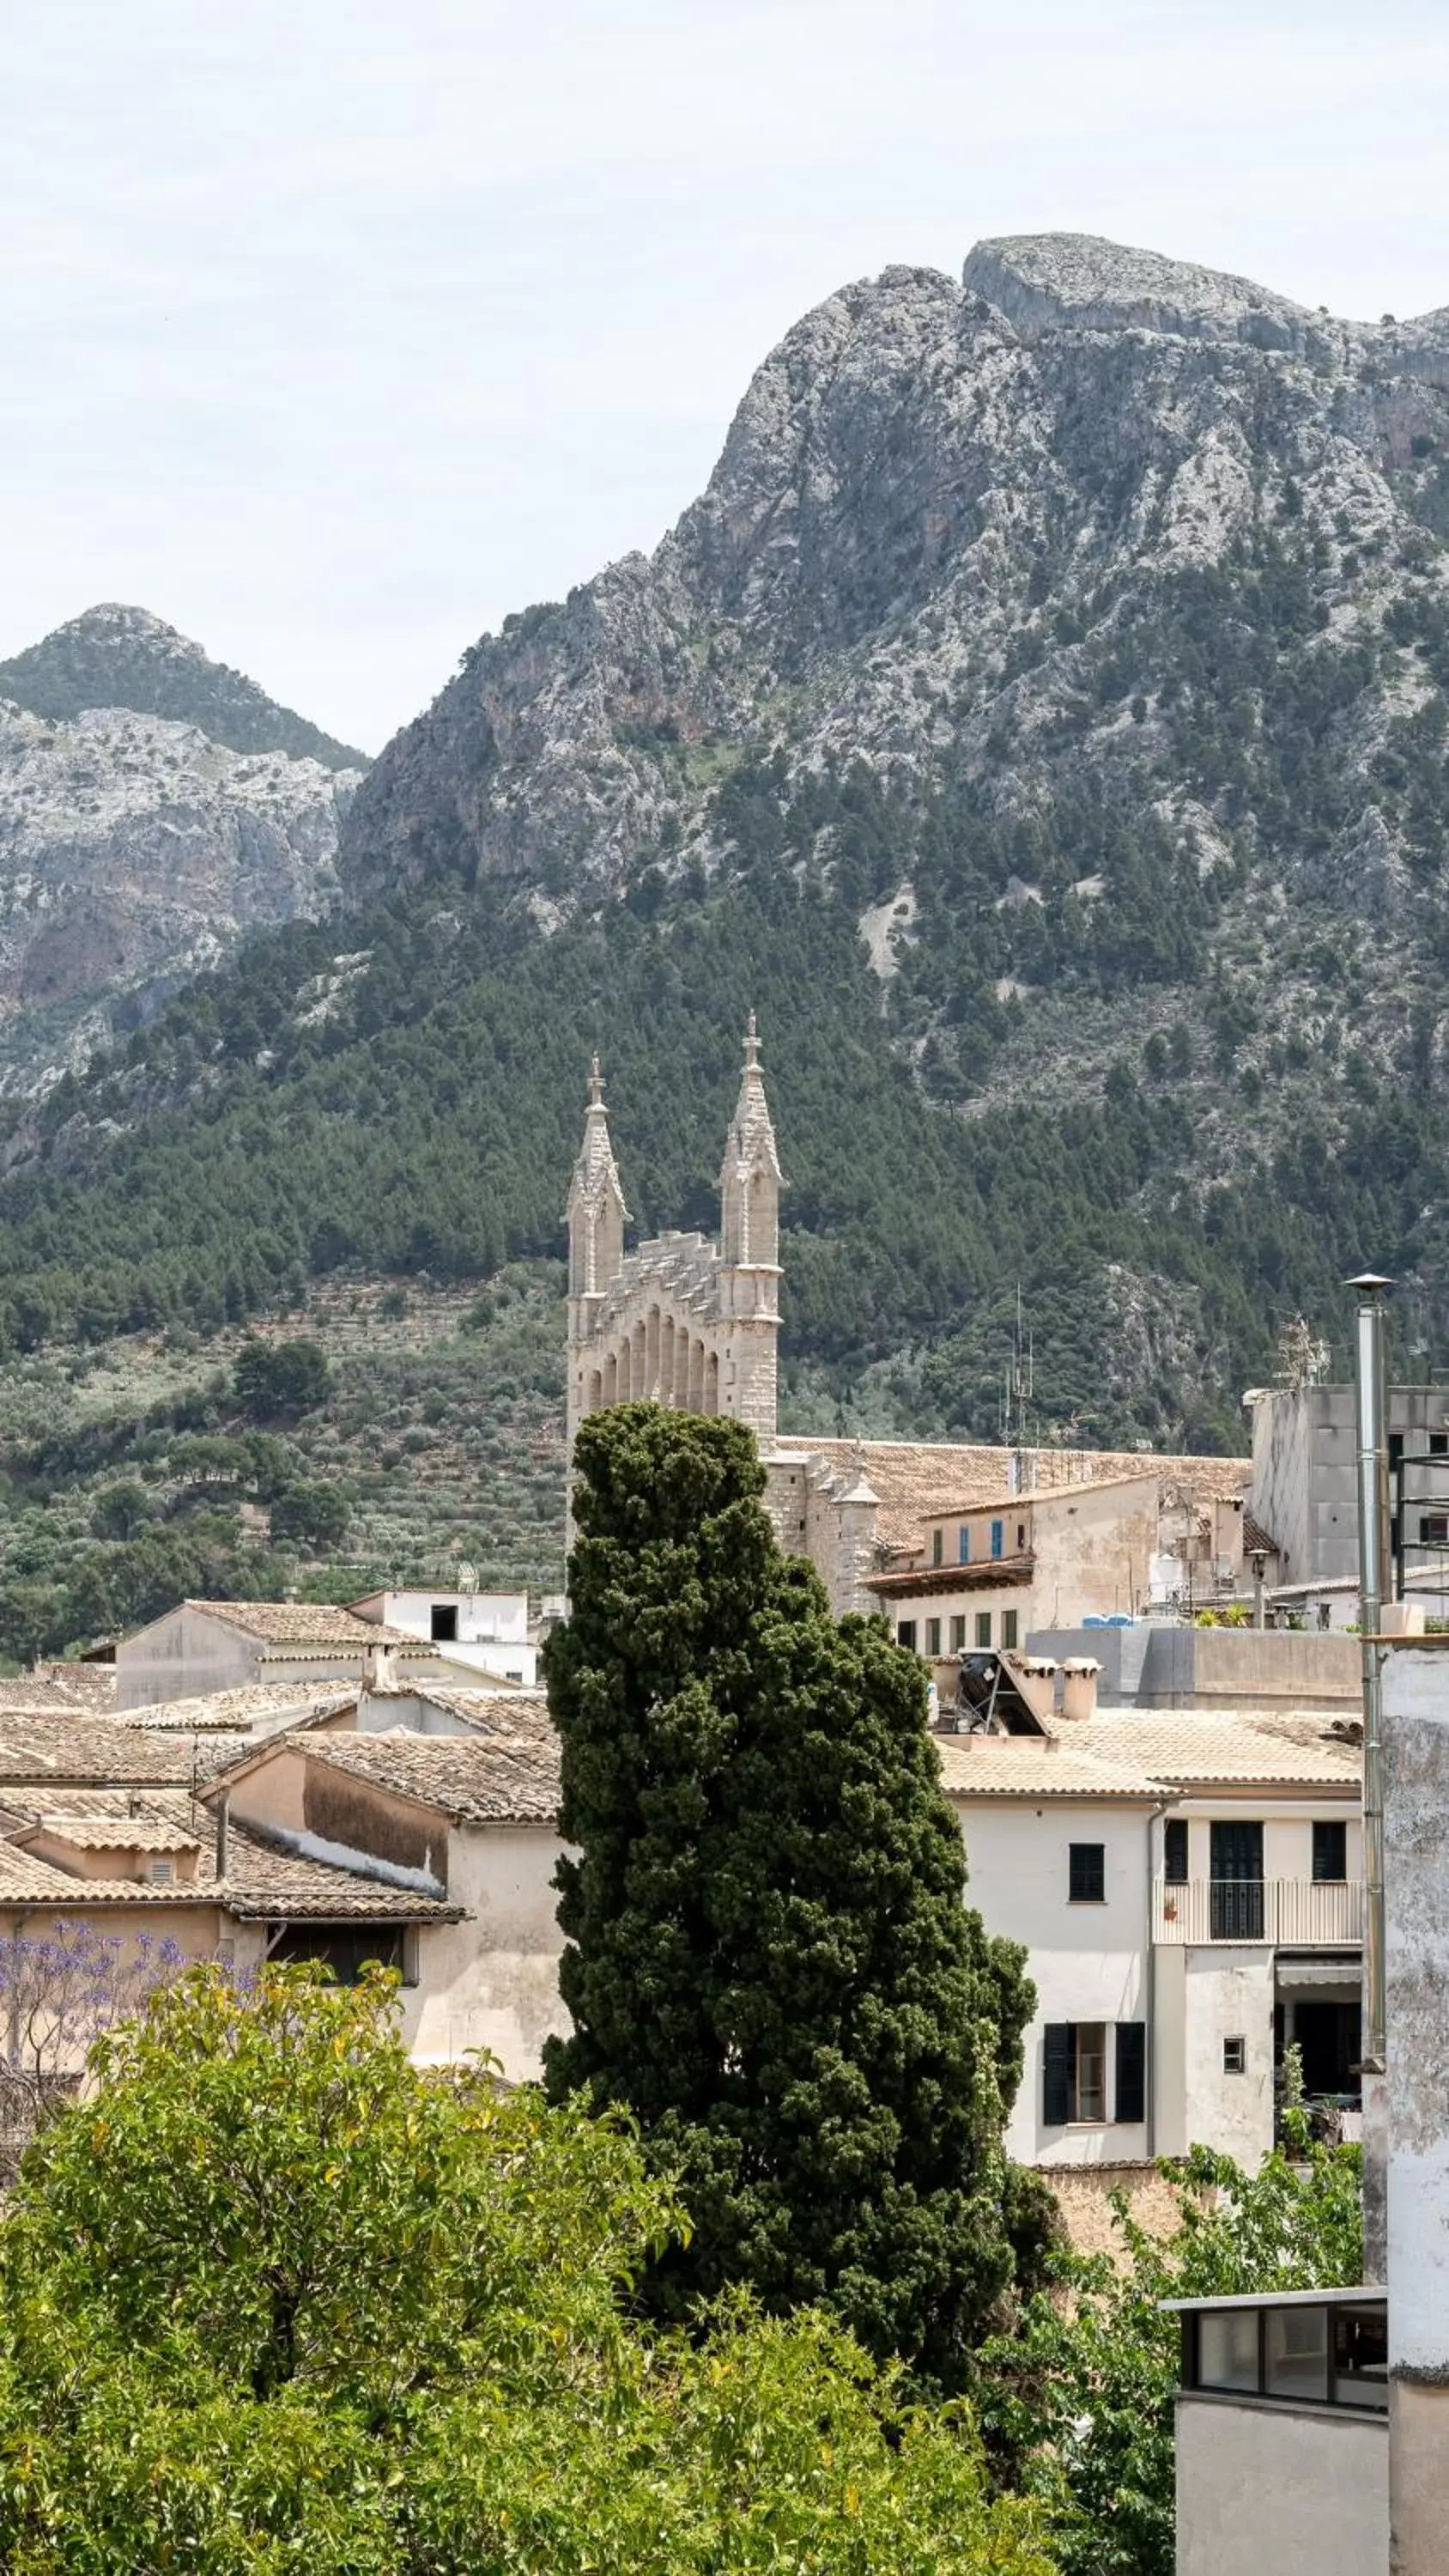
[1043,2023,1075,2126]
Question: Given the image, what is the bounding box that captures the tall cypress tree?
[544,1403,1052,2391]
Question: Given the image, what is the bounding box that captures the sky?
[3,0,1447,753]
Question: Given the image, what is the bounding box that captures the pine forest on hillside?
[2,235,1449,1652]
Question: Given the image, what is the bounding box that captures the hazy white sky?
[3,0,1446,750]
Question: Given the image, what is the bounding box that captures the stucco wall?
[115,1605,259,1710]
[1181,1947,1275,2165]
[402,1824,571,2081]
[951,1797,1150,2164]
[1173,2393,1385,2576]
[1031,1478,1161,1627]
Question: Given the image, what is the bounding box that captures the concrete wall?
[1250,1382,1449,1591]
[1174,2393,1386,2576]
[402,1823,571,2082]
[1180,1947,1275,2165]
[1381,1641,1449,2572]
[116,1605,260,1710]
[951,1797,1150,2165]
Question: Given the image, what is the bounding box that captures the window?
[1431,1432,1449,1457]
[1185,2300,1387,2411]
[1420,1513,1449,1546]
[1163,1819,1189,1884]
[1016,1522,1027,1552]
[1042,2022,1106,2123]
[991,1518,1004,1559]
[1115,2020,1146,2123]
[430,1603,458,1643]
[1002,1609,1019,1649]
[1313,1820,1347,1882]
[958,1524,970,1563]
[1266,2305,1328,2403]
[975,1610,992,1649]
[1223,2035,1246,2074]
[931,1528,943,1567]
[1069,1842,1106,1903]
[949,1615,966,1652]
[925,1617,941,1656]
[897,1620,918,1651]
[270,1923,412,1987]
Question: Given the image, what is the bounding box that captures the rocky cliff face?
[345,231,1449,920]
[0,608,362,1090]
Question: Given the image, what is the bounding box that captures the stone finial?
[744,1011,760,1069]
[587,1052,604,1106]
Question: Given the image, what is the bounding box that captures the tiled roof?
[0,1789,461,1922]
[0,1714,199,1787]
[118,1683,359,1735]
[936,1741,1166,1801]
[300,1719,561,1826]
[181,1601,421,1649]
[864,1554,1034,1599]
[0,1666,118,1716]
[787,1438,1250,1556]
[1242,1510,1279,1558]
[937,1706,1361,1802]
[26,1814,199,1854]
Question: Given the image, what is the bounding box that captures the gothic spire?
[720,1011,783,1268]
[567,1053,629,1300]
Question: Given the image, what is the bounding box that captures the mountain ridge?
[0,604,367,772]
[0,232,1447,1472]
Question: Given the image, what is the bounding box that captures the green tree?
[976,2136,1363,2576]
[544,1405,1053,2393]
[233,1335,331,1420]
[0,1963,1053,2574]
[88,1480,153,1540]
[270,1479,350,1549]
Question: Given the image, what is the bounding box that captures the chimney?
[1060,1657,1100,1722]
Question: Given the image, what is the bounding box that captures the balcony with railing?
[1153,1877,1364,1947]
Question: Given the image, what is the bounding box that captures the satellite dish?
[457,1561,478,1596]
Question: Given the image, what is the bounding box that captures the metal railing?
[1153,1877,1365,1947]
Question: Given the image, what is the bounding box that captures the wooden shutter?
[1044,2023,1075,2126]
[1115,2021,1146,2124]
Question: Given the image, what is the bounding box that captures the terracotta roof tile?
[937,1706,1360,1801]
[789,1439,1249,1556]
[117,1684,359,1735]
[300,1720,561,1826]
[182,1601,421,1649]
[0,1714,199,1787]
[0,1789,462,1922]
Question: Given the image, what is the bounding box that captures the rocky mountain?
[2,234,1449,1462]
[0,608,364,1091]
[0,605,365,770]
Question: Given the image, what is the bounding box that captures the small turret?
[718,1013,783,1437]
[567,1054,629,1307]
[720,1012,782,1270]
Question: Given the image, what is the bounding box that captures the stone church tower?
[565,1018,782,1453]
[563,1022,882,1613]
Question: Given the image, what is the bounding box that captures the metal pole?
[1349,1273,1391,2075]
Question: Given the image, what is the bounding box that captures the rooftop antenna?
[1000,1287,1035,1492]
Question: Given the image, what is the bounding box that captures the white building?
[938,1702,1361,2169]
[209,1713,567,2081]
[349,1589,538,1686]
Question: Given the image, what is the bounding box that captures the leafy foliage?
[975,2138,1364,2576]
[544,1405,1056,2392]
[0,1962,1054,2573]
[233,1336,331,1420]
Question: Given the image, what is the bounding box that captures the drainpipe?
[214,1792,230,1883]
[1349,1269,1391,2283]
[1251,1550,1267,1631]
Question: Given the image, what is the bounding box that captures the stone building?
[565,1021,885,1610]
[564,1025,1253,1617]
